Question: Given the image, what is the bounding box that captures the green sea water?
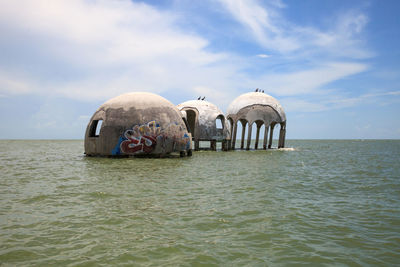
[0,140,399,266]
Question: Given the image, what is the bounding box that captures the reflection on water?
[0,140,399,265]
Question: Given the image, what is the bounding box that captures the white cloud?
[78,115,90,121]
[217,0,371,58]
[0,0,374,114]
[1,0,397,139]
[282,90,400,113]
[218,0,299,52]
[192,85,233,107]
[257,54,271,58]
[0,71,31,94]
[0,0,234,101]
[266,62,368,95]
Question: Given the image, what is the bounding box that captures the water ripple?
[0,140,399,265]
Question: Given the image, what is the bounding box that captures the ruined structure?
[226,92,286,150]
[84,92,192,157]
[85,90,287,157]
[177,100,230,151]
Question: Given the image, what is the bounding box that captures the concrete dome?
[177,100,230,151]
[227,92,286,122]
[84,92,191,157]
[227,91,287,150]
[177,100,230,140]
[178,100,224,123]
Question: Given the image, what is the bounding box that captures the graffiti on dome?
[112,121,190,155]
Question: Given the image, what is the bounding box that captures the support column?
[240,121,246,149]
[254,124,261,149]
[246,123,252,150]
[194,139,200,151]
[210,140,217,151]
[278,126,283,148]
[222,140,227,151]
[278,123,286,148]
[268,124,275,149]
[231,121,237,150]
[263,125,269,150]
[227,120,233,150]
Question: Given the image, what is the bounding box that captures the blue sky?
[0,0,399,139]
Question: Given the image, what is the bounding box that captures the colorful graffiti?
[120,121,160,154]
[112,121,190,155]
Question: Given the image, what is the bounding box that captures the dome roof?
[102,92,173,111]
[84,92,191,157]
[177,99,230,141]
[227,92,286,121]
[177,100,224,123]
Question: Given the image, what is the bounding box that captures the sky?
[0,0,399,139]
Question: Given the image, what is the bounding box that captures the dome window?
[89,119,103,137]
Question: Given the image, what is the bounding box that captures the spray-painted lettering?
[112,121,190,155]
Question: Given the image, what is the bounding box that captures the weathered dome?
[177,100,230,141]
[227,92,286,123]
[226,92,287,150]
[84,92,191,157]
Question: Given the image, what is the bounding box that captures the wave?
[278,147,297,151]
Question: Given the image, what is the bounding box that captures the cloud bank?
[0,0,373,112]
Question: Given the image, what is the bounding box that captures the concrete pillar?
[263,125,269,150]
[231,121,237,150]
[194,139,200,151]
[278,127,283,148]
[222,140,227,151]
[240,121,246,149]
[254,124,261,149]
[246,123,253,150]
[268,124,274,149]
[278,123,286,148]
[229,120,233,140]
[210,140,217,151]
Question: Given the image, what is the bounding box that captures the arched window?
[215,115,224,130]
[185,110,196,135]
[89,119,103,137]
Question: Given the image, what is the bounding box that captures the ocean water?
[0,140,399,266]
